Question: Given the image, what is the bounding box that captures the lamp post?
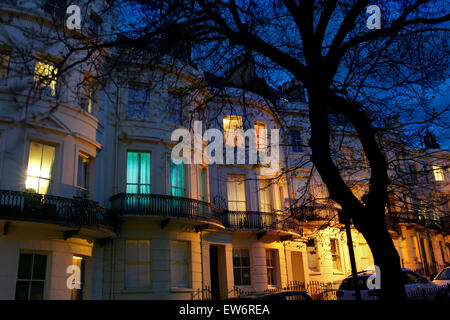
[339,210,361,301]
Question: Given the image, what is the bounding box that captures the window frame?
[126,151,151,194]
[290,129,303,153]
[265,249,279,286]
[124,239,152,290]
[25,141,57,194]
[170,240,191,289]
[127,82,151,120]
[34,52,61,98]
[227,174,247,211]
[232,248,252,286]
[15,252,48,300]
[223,115,244,147]
[330,238,342,271]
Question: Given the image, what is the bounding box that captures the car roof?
[344,268,416,278]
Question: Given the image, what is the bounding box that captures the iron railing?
[193,281,338,300]
[264,280,338,300]
[0,190,113,229]
[110,193,224,225]
[110,193,303,234]
[386,211,447,232]
[223,210,302,233]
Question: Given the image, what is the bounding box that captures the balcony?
[110,193,225,230]
[0,190,115,238]
[386,211,448,232]
[110,193,303,236]
[292,205,339,223]
[223,210,302,237]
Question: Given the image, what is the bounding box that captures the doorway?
[210,245,227,300]
[291,251,306,283]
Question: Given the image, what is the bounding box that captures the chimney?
[282,78,306,102]
[424,130,440,149]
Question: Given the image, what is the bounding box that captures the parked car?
[432,266,450,299]
[433,266,450,287]
[230,290,313,301]
[336,268,445,300]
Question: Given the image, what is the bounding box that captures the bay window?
[34,53,59,97]
[227,175,246,211]
[25,142,55,194]
[126,152,151,194]
[170,160,185,197]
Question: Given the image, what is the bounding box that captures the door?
[209,245,220,300]
[291,251,305,283]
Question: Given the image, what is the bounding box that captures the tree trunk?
[307,88,406,300]
[354,209,407,300]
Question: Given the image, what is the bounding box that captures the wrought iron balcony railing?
[223,210,302,234]
[110,193,302,235]
[0,190,113,230]
[386,211,448,232]
[110,193,224,225]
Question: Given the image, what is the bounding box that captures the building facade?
[0,0,448,300]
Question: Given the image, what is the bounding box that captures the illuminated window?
[126,152,151,194]
[432,165,445,182]
[25,142,55,194]
[171,241,190,288]
[0,47,11,85]
[170,160,185,197]
[128,84,150,119]
[227,175,246,211]
[233,249,251,286]
[15,253,47,300]
[34,54,59,97]
[254,121,267,152]
[330,239,342,271]
[168,91,183,125]
[70,256,86,300]
[259,179,272,213]
[223,115,243,146]
[266,249,278,286]
[125,240,151,289]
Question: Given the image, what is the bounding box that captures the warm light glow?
[254,121,267,152]
[432,165,445,181]
[34,60,58,96]
[223,115,243,146]
[25,142,55,194]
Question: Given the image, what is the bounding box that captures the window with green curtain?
[170,160,185,197]
[126,152,151,194]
